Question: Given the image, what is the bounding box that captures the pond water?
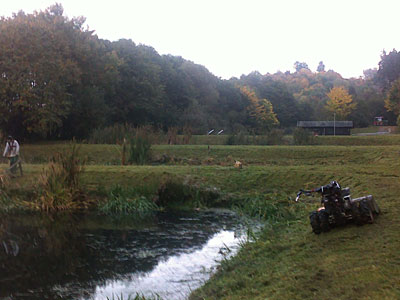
[0,210,256,300]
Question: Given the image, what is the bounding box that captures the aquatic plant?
[99,185,158,215]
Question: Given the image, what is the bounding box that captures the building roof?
[297,121,353,128]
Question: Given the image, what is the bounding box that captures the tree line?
[0,4,398,141]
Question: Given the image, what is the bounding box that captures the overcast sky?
[1,0,400,79]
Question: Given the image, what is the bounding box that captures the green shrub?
[225,135,236,145]
[293,127,316,145]
[225,130,285,145]
[224,130,251,145]
[265,129,285,145]
[89,124,166,145]
[89,123,135,144]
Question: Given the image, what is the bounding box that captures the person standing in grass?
[3,136,20,175]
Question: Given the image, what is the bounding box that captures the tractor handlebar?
[295,181,341,202]
[295,189,312,202]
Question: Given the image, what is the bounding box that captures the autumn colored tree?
[384,78,400,116]
[0,5,79,137]
[325,86,356,119]
[237,72,300,127]
[0,4,114,139]
[239,85,279,132]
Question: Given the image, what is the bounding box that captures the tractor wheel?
[318,209,331,232]
[358,200,373,224]
[309,211,321,234]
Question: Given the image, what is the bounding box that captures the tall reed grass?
[27,142,91,211]
[129,135,152,165]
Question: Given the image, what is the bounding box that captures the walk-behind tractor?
[296,181,380,234]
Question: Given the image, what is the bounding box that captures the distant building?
[373,116,388,126]
[297,121,353,136]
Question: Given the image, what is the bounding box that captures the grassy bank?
[1,139,400,299]
[15,139,400,166]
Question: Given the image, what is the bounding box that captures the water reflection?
[92,231,240,300]
[0,210,252,300]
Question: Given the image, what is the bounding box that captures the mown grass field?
[2,135,400,299]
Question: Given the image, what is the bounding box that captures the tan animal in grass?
[234,161,242,169]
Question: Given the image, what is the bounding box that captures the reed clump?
[99,185,158,215]
[27,143,91,211]
[128,127,153,165]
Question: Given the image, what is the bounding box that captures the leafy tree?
[0,6,80,137]
[215,80,248,131]
[347,77,390,127]
[294,61,310,72]
[237,72,300,126]
[158,55,194,127]
[0,4,112,139]
[384,78,400,116]
[317,61,325,72]
[1,3,394,139]
[325,86,356,119]
[376,49,400,90]
[363,68,377,80]
[106,40,165,126]
[239,86,279,132]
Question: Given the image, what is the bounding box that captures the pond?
[0,210,257,300]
